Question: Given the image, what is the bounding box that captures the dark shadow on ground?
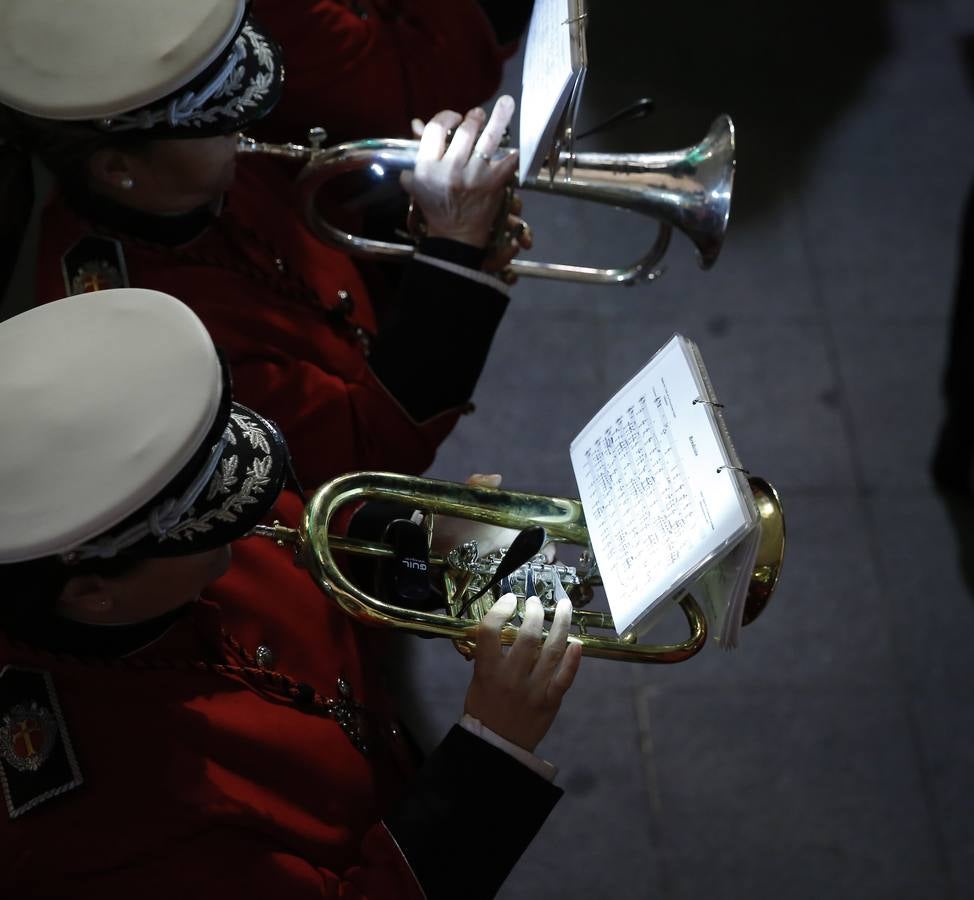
[933,491,974,604]
[572,0,893,222]
[930,32,974,586]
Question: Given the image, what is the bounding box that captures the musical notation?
[519,0,587,183]
[580,391,701,601]
[571,334,757,635]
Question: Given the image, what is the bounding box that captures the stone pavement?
[417,2,974,897]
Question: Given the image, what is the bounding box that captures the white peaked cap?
[0,289,223,562]
[0,0,245,119]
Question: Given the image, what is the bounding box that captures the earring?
[120,177,134,190]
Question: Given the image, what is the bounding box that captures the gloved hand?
[401,95,519,248]
[482,193,532,282]
[463,593,582,752]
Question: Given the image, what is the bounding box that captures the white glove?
[463,594,581,753]
[400,96,519,248]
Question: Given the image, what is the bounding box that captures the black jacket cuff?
[418,236,488,270]
[385,724,562,900]
[368,258,508,422]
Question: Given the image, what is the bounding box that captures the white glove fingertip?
[495,592,518,614]
[521,596,544,637]
[494,94,515,118]
[542,598,572,651]
[552,641,583,694]
[479,593,517,632]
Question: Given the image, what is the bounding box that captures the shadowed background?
[418,1,974,897]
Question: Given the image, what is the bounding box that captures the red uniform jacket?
[35,156,510,491]
[0,492,560,898]
[250,0,514,143]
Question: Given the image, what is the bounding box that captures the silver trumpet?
[237,115,735,286]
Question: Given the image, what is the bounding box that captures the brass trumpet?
[253,471,785,664]
[237,115,736,286]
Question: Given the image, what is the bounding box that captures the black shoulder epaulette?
[0,666,83,819]
[61,235,130,296]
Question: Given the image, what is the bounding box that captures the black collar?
[64,186,219,246]
[43,603,192,659]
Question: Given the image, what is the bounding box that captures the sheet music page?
[519,0,578,183]
[570,335,755,634]
[692,527,760,649]
[719,527,760,647]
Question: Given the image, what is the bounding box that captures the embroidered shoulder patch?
[0,666,83,819]
[61,235,130,296]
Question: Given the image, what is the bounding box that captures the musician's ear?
[87,147,139,194]
[56,574,115,622]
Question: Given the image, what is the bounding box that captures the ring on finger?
[472,150,492,163]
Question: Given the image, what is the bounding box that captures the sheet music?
[719,527,759,647]
[693,526,760,649]
[570,335,756,635]
[518,0,583,183]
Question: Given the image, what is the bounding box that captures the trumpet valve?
[308,127,328,149]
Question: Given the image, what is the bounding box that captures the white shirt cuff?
[413,253,511,296]
[459,714,557,782]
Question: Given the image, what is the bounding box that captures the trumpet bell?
[742,477,785,626]
[527,114,735,272]
[251,470,785,665]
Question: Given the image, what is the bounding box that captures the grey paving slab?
[946,0,974,32]
[910,682,974,896]
[797,3,974,325]
[569,216,817,332]
[498,659,662,900]
[864,492,974,690]
[692,201,819,322]
[631,493,898,693]
[427,305,607,497]
[831,320,948,493]
[638,686,950,900]
[596,314,858,494]
[433,311,854,497]
[505,188,814,325]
